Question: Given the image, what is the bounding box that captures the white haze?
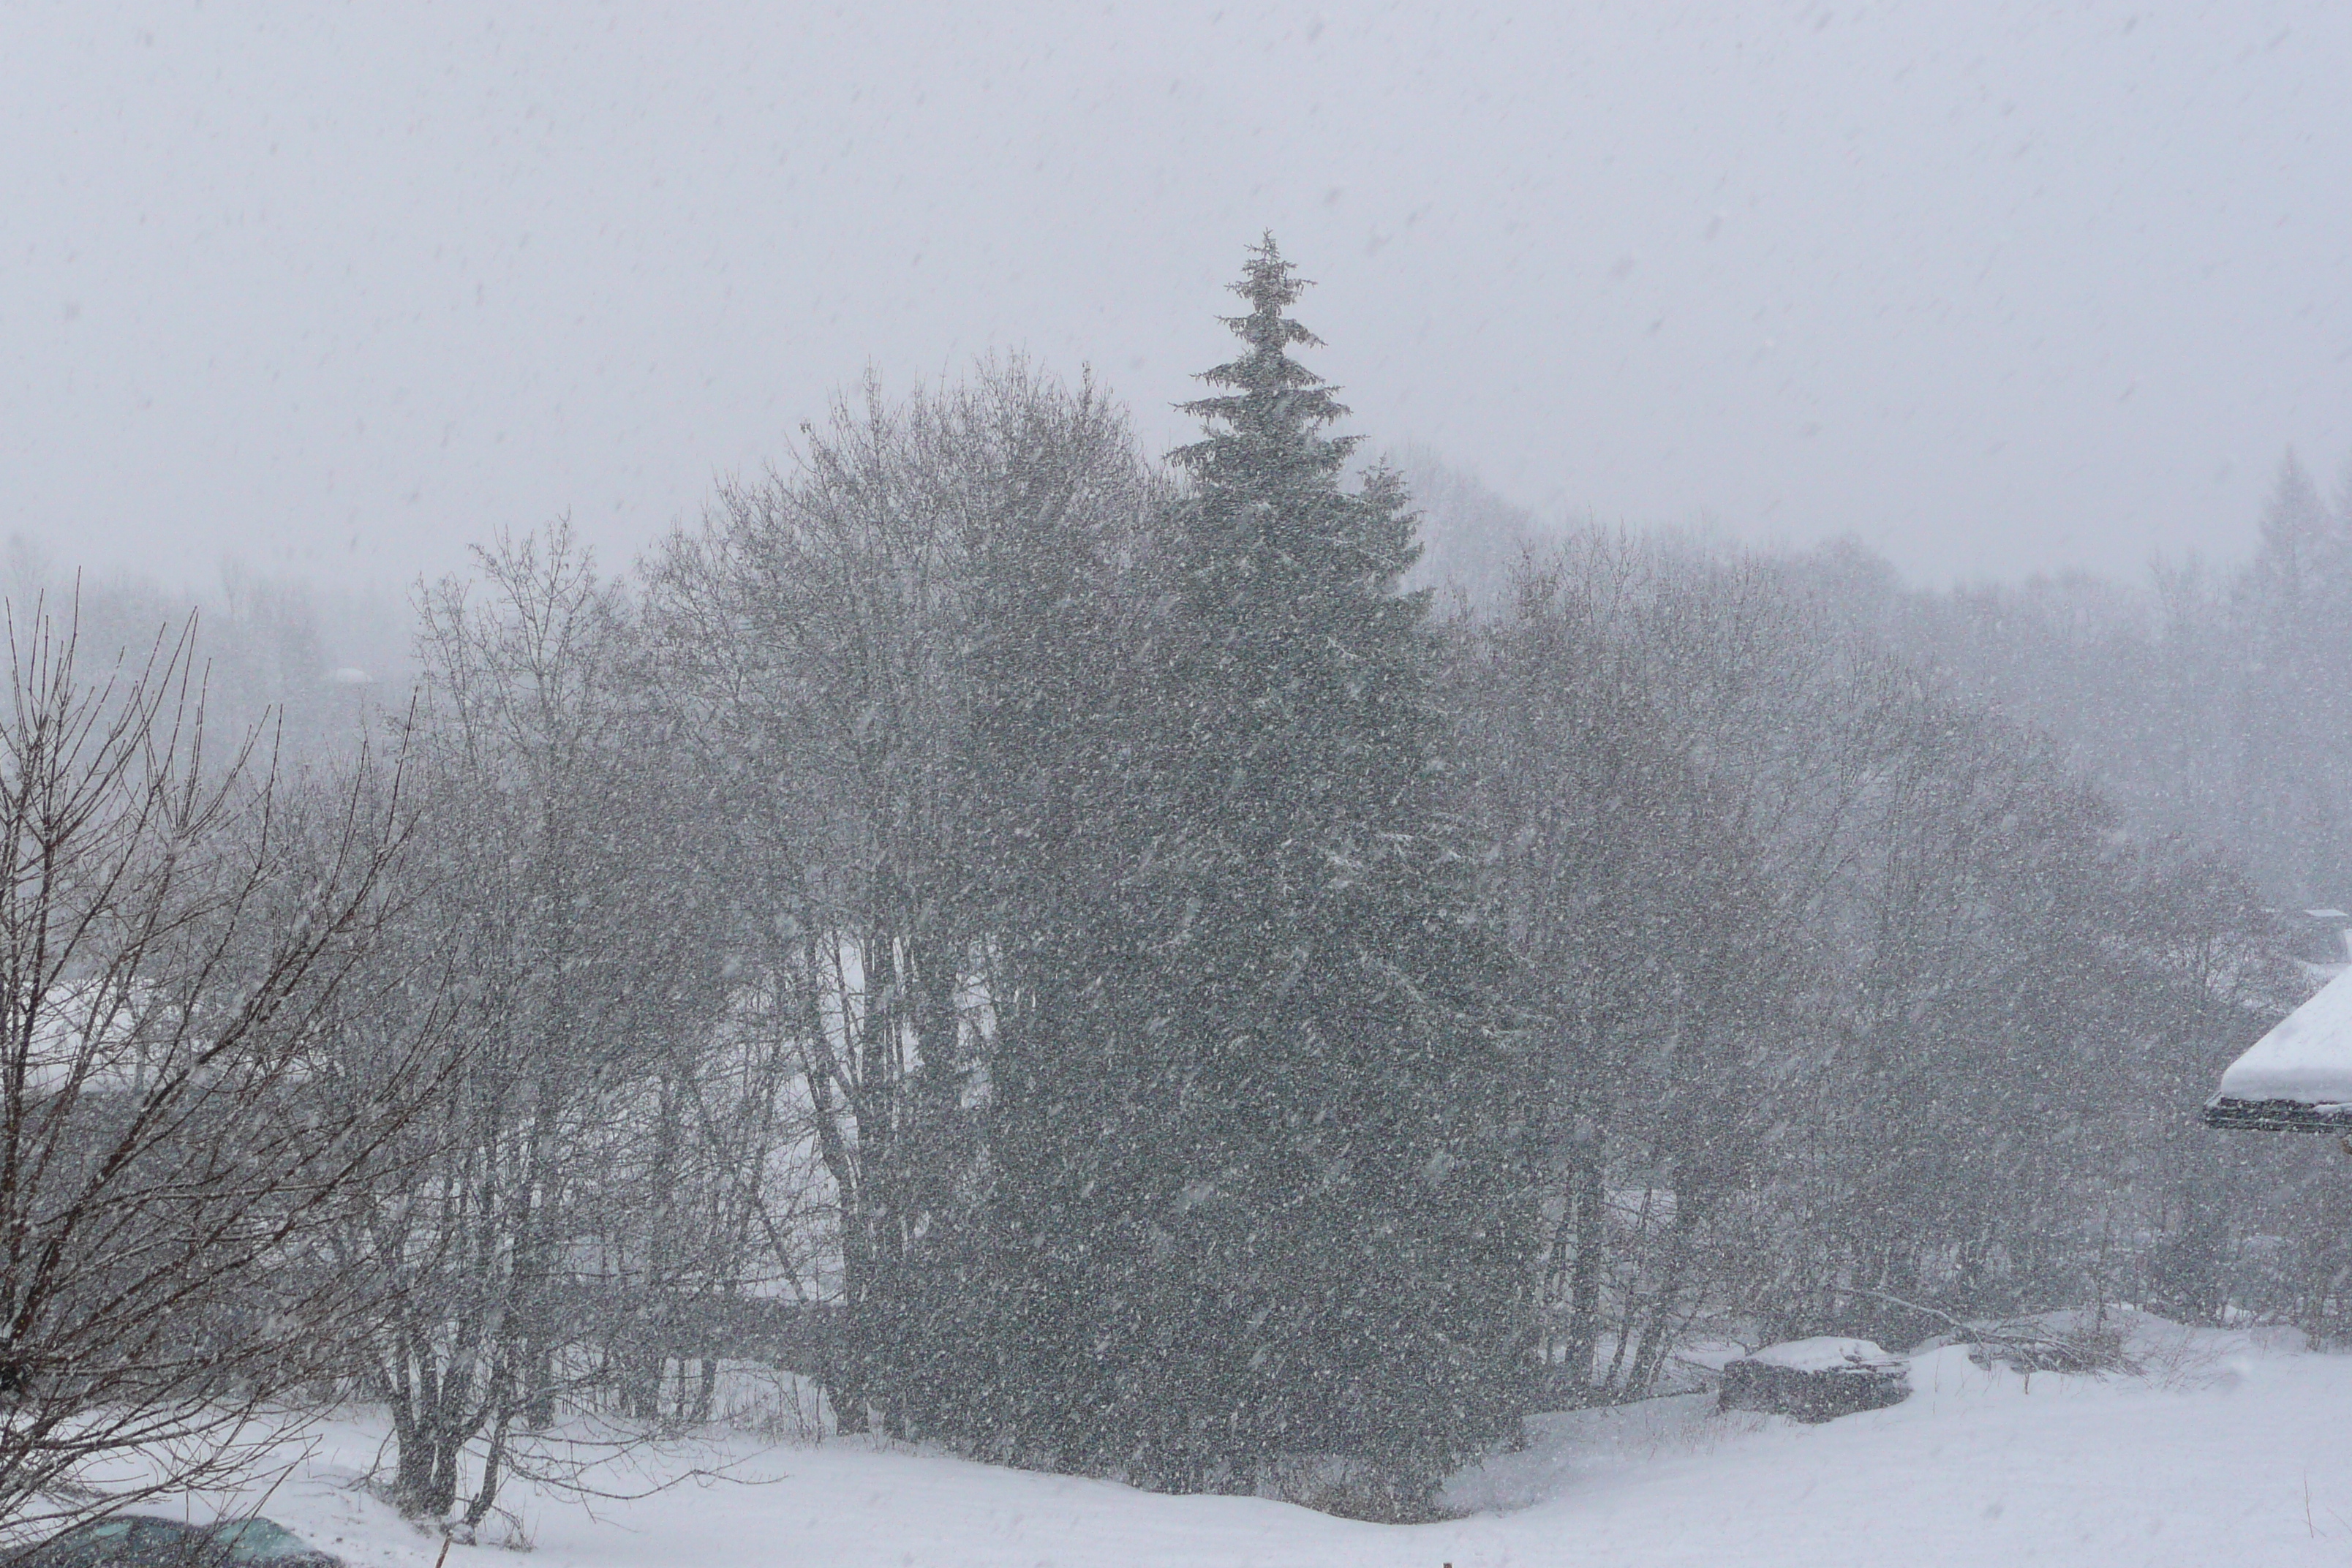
[5,1,2350,593]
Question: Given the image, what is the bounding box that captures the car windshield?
[201,1523,301,1564]
[42,1520,132,1563]
[30,1518,158,1568]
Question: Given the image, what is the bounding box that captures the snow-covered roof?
[2206,965,2352,1131]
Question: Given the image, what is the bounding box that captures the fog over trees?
[7,239,2351,1529]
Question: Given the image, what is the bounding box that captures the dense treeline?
[3,240,2342,1531]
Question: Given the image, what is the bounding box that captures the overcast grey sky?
[6,1,2350,593]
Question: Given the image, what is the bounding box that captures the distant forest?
[1411,443,2352,913]
[83,429,2352,916]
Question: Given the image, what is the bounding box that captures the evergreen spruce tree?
[1112,235,1534,1506]
[955,241,1533,1507]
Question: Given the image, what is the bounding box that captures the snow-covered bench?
[1718,1337,1910,1422]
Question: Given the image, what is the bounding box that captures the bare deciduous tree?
[339,525,742,1531]
[645,363,1158,1439]
[0,597,426,1534]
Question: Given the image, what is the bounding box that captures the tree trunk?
[1558,1153,1607,1402]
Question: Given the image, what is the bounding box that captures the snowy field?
[164,1320,2352,1568]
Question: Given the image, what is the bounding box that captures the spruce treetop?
[1166,234,1422,608]
[1174,233,1357,481]
[1161,233,1434,848]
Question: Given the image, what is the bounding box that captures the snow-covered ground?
[162,1318,2352,1568]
